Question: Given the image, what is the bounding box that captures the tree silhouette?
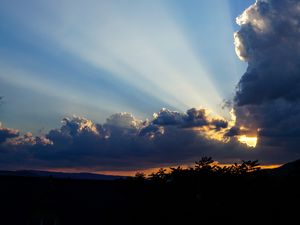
[228,160,261,174]
[170,166,183,172]
[168,166,186,182]
[149,168,168,182]
[141,157,261,184]
[241,160,261,173]
[134,172,146,181]
[194,156,215,172]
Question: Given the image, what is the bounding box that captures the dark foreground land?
[1,158,300,225]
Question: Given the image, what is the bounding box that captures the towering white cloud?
[233,0,300,161]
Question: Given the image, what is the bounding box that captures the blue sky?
[0,0,254,134]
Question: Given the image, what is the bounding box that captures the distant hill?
[272,159,300,176]
[0,170,126,180]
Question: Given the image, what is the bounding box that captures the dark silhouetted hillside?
[272,159,300,175]
[0,170,125,180]
[0,158,299,225]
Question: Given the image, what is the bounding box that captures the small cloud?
[6,132,52,146]
[0,123,19,143]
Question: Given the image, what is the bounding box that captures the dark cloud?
[211,119,228,131]
[152,108,227,128]
[138,124,164,138]
[152,108,186,126]
[233,0,300,160]
[225,127,241,137]
[0,108,253,171]
[0,123,19,143]
[184,108,209,127]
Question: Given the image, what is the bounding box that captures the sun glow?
[238,135,257,148]
[191,108,259,147]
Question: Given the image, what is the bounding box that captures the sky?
[2,0,300,174]
[0,0,253,133]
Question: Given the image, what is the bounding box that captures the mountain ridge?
[0,169,126,180]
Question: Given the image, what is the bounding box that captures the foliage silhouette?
[194,156,215,171]
[146,157,261,183]
[133,172,146,182]
[149,168,168,183]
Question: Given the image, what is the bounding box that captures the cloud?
[152,108,186,126]
[211,119,228,131]
[0,123,19,143]
[225,126,241,137]
[6,132,52,146]
[233,0,300,160]
[0,108,256,171]
[152,108,228,129]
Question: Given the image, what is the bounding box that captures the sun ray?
[3,1,227,114]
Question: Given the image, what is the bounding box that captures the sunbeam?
[0,0,247,132]
[0,0,237,115]
[49,1,223,113]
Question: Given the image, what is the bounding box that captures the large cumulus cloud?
[0,109,254,171]
[233,0,300,161]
